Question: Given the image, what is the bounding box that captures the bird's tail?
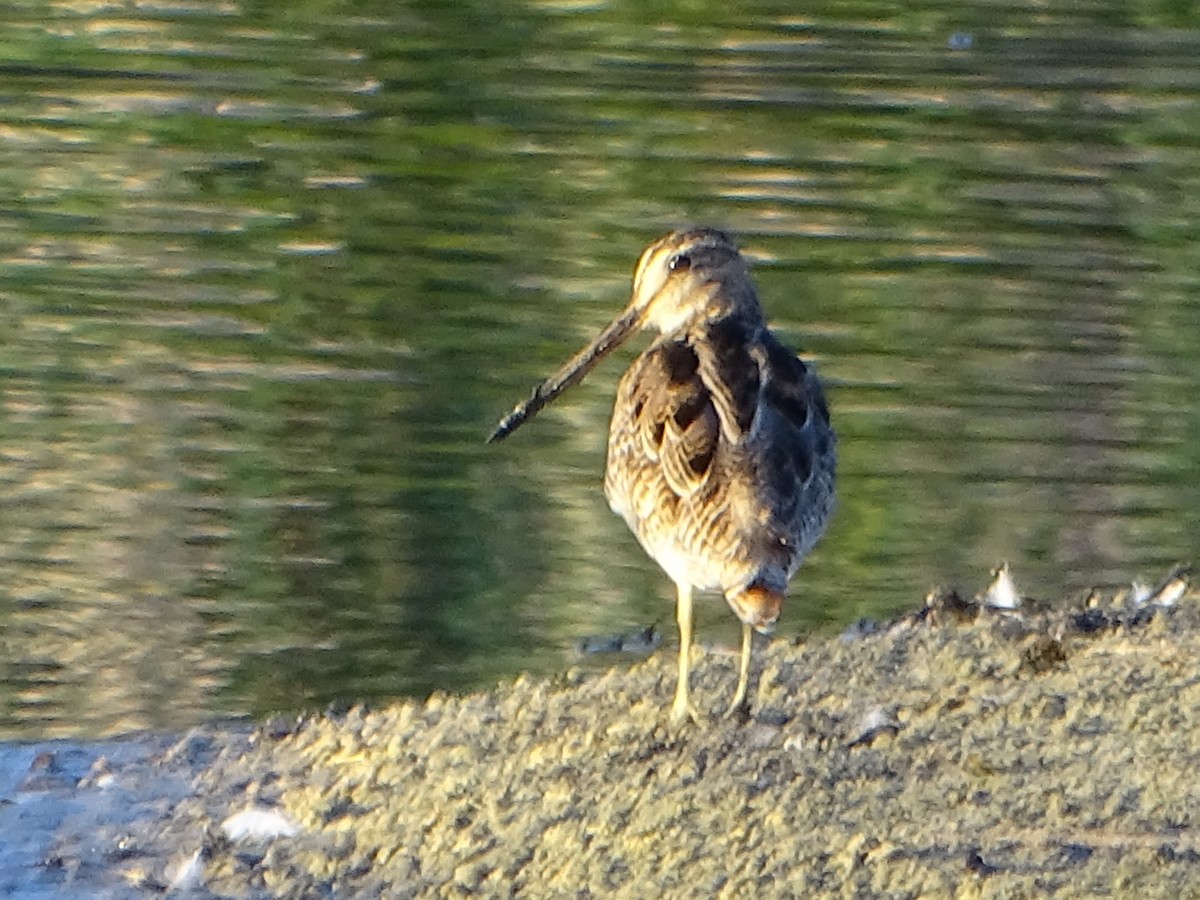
[727,584,784,634]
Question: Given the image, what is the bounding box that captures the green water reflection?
[1,0,1199,737]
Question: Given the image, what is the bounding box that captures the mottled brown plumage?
[490,228,836,722]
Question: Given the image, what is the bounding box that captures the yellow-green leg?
[670,582,700,724]
[726,622,753,718]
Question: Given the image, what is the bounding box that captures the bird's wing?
[608,339,720,506]
[689,315,761,445]
[693,322,834,567]
[751,332,835,549]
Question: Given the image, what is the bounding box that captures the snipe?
[489,227,836,722]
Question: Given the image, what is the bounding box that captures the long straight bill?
[487,305,641,443]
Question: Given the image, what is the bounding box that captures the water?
[2,1,1199,738]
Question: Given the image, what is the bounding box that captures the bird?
[489,227,836,722]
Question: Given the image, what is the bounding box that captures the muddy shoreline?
[4,590,1199,897]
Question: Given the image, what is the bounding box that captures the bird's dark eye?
[669,253,692,272]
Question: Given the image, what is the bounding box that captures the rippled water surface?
[3,1,1200,738]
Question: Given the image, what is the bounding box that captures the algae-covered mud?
[4,585,1200,898]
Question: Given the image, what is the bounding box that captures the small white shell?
[221,806,300,843]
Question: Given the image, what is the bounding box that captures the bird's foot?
[669,693,701,726]
[723,694,751,722]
